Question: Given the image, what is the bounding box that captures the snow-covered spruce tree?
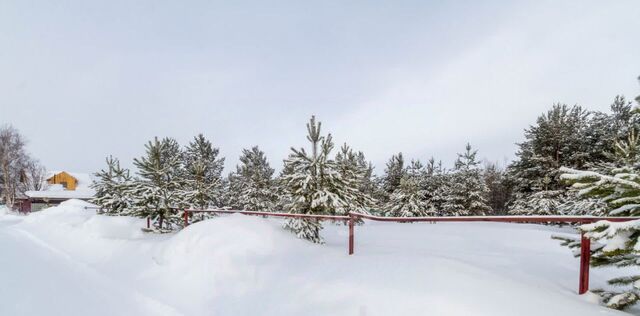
[384,160,434,217]
[228,146,278,211]
[442,143,492,216]
[131,137,186,230]
[281,116,349,243]
[335,143,376,214]
[91,156,134,215]
[508,104,591,214]
[182,134,225,217]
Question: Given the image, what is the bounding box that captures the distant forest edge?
[0,79,638,223]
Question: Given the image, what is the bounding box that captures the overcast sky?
[1,0,639,175]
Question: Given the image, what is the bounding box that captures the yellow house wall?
[47,172,78,190]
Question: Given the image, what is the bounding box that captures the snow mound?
[21,199,143,240]
[146,215,310,312]
[159,215,286,266]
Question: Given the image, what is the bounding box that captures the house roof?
[24,189,95,200]
[46,171,74,179]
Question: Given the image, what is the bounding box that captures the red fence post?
[348,214,355,255]
[579,232,591,294]
[184,209,189,227]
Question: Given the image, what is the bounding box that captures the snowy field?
[0,200,638,316]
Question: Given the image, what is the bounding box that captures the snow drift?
[0,200,637,315]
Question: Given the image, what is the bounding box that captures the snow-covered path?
[0,201,638,315]
[0,218,179,316]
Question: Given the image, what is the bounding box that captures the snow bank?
[0,204,21,221]
[21,199,143,240]
[0,205,9,216]
[1,202,636,315]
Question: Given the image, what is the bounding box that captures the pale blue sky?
[1,0,639,174]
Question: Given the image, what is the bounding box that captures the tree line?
[92,88,639,237]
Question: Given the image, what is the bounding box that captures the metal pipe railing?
[84,205,640,295]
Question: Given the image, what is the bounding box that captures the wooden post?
[348,214,355,255]
[579,232,591,294]
[184,209,189,227]
[146,216,150,229]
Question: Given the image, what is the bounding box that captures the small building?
[46,171,79,190]
[21,171,96,212]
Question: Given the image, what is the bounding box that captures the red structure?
[579,233,591,294]
[15,199,32,213]
[180,208,640,295]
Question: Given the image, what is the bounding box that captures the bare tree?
[0,125,38,207]
[24,159,47,191]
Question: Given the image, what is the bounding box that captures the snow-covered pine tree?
[585,96,637,163]
[508,189,566,215]
[355,151,378,205]
[335,143,376,214]
[483,161,511,215]
[508,174,567,215]
[558,192,607,216]
[91,156,134,215]
[182,134,225,211]
[281,116,348,243]
[611,129,639,167]
[508,104,591,214]
[559,171,640,307]
[556,128,640,309]
[384,160,434,217]
[228,146,278,211]
[131,137,186,230]
[637,75,640,105]
[423,157,447,215]
[443,143,492,215]
[379,153,406,204]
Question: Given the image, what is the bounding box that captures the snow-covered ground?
[0,200,637,315]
